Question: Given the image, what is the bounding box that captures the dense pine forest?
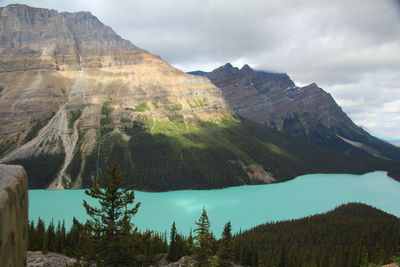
[233,203,400,267]
[78,116,397,191]
[28,203,400,266]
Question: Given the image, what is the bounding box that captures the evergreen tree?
[42,231,48,254]
[137,231,161,265]
[60,220,67,253]
[167,221,178,262]
[81,162,141,266]
[28,220,36,251]
[46,221,56,252]
[186,229,194,256]
[217,221,234,266]
[193,208,213,267]
[35,218,47,254]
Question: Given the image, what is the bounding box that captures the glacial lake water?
[29,171,400,236]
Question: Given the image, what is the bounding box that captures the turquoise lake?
[29,171,400,236]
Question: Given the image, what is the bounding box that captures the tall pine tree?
[217,221,234,266]
[193,208,213,267]
[81,162,141,266]
[167,221,178,262]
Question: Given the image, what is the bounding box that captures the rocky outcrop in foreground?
[27,251,77,267]
[160,256,194,267]
[0,164,28,267]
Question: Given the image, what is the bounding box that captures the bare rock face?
[27,251,77,267]
[0,4,229,141]
[0,4,230,189]
[0,164,28,267]
[189,64,400,161]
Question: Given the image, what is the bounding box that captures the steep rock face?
[0,5,230,189]
[0,5,227,141]
[190,64,400,161]
[0,164,28,267]
[0,4,142,72]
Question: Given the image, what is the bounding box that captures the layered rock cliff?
[190,64,400,161]
[0,4,231,189]
[0,164,28,267]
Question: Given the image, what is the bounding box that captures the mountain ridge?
[189,64,400,161]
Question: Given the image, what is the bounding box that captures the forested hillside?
[233,203,400,267]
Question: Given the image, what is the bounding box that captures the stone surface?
[27,251,77,267]
[161,256,195,267]
[190,64,400,161]
[0,164,28,267]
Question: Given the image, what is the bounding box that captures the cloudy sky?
[2,0,400,139]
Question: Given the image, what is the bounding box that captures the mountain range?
[0,4,398,190]
[189,64,400,161]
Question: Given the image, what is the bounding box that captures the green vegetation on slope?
[164,103,182,111]
[100,102,113,126]
[233,203,400,267]
[133,102,148,112]
[388,165,400,182]
[101,101,113,116]
[0,138,18,157]
[80,115,396,191]
[66,149,81,186]
[100,117,112,126]
[338,124,400,161]
[10,152,65,189]
[188,97,208,108]
[67,109,81,129]
[23,113,55,144]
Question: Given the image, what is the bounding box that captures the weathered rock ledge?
[27,251,77,267]
[0,164,28,267]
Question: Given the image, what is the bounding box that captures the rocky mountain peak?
[0,4,143,72]
[215,62,235,72]
[190,63,400,161]
[240,64,253,72]
[0,5,231,190]
[223,62,233,68]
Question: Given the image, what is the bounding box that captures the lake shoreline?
[29,171,400,236]
[33,169,398,193]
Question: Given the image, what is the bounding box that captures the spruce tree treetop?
[167,221,178,262]
[193,207,213,267]
[217,221,234,267]
[81,162,141,266]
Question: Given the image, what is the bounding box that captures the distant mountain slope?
[189,64,400,161]
[393,140,400,147]
[234,203,400,266]
[0,5,397,190]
